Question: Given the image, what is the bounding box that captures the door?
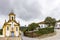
[11,31,14,37]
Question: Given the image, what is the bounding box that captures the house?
[38,21,49,28]
[2,11,21,37]
[55,21,60,29]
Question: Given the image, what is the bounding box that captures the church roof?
[56,20,60,22]
[9,10,15,16]
[3,20,20,28]
[9,13,15,16]
[38,21,49,24]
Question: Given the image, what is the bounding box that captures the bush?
[0,29,3,35]
[36,27,54,35]
[24,27,54,37]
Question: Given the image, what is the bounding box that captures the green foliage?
[35,27,54,35]
[24,27,54,37]
[0,29,3,35]
[20,27,28,31]
[44,17,56,26]
[27,23,39,31]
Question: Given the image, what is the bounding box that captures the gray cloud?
[50,7,60,20]
[0,0,43,21]
[0,0,60,26]
[0,0,11,15]
[13,0,42,21]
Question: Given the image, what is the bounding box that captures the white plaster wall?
[6,21,19,37]
[6,31,10,36]
[15,31,19,36]
[6,26,10,37]
[55,22,60,28]
[39,24,48,28]
[0,35,4,37]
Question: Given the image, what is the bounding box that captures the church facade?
[3,11,20,37]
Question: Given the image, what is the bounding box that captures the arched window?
[12,17,13,20]
[7,27,9,30]
[16,27,18,31]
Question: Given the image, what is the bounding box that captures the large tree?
[28,23,39,31]
[44,17,56,26]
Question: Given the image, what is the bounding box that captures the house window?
[41,25,43,28]
[7,27,9,30]
[16,27,18,31]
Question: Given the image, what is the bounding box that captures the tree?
[28,23,39,31]
[44,17,56,26]
[52,18,56,26]
[0,29,3,35]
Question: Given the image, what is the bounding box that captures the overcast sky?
[0,0,60,28]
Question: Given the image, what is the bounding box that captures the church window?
[16,27,18,31]
[7,27,9,30]
[12,17,13,20]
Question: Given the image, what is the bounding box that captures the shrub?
[0,29,3,35]
[37,27,54,35]
[24,27,54,37]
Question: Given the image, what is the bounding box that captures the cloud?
[13,0,42,21]
[0,0,60,27]
[13,0,60,21]
[0,0,11,15]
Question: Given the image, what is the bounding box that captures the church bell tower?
[9,10,15,21]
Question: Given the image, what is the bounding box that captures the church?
[2,11,21,37]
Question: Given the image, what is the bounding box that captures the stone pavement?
[0,37,22,40]
[22,29,60,40]
[0,29,60,40]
